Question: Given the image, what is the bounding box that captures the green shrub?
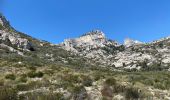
[163,80,170,89]
[81,75,93,87]
[154,83,165,90]
[112,84,126,93]
[62,74,81,84]
[0,86,18,100]
[5,74,16,80]
[27,71,44,78]
[19,92,64,100]
[93,72,104,81]
[0,24,3,30]
[60,81,74,90]
[125,87,140,99]
[18,74,27,83]
[0,80,4,86]
[105,77,116,86]
[43,69,54,76]
[15,84,30,91]
[72,85,87,100]
[35,71,44,78]
[27,66,37,71]
[143,79,154,86]
[27,71,36,78]
[26,80,50,90]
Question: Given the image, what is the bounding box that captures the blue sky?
[0,0,170,44]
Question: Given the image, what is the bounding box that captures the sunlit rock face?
[0,14,34,51]
[0,30,34,51]
[61,30,118,52]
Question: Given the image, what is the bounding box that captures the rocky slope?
[0,14,170,100]
[1,13,170,71]
[0,14,91,68]
[0,14,35,53]
[60,30,170,71]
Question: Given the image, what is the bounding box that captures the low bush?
[18,74,27,83]
[5,74,16,80]
[15,84,30,91]
[143,79,154,86]
[72,85,87,100]
[125,87,140,99]
[93,72,104,81]
[105,77,116,86]
[163,80,170,90]
[0,24,3,30]
[62,74,81,84]
[112,84,126,93]
[0,86,18,100]
[26,81,48,90]
[27,66,37,71]
[81,75,93,87]
[19,92,64,100]
[27,71,44,78]
[0,80,4,86]
[154,83,165,90]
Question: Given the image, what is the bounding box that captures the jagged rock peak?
[81,30,105,37]
[124,38,143,47]
[60,30,119,53]
[0,13,11,29]
[0,13,4,26]
[62,30,107,47]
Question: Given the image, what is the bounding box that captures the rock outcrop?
[0,14,34,51]
[60,30,170,71]
[61,30,118,53]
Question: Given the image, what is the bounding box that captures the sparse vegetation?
[125,87,140,99]
[5,74,16,80]
[72,85,87,100]
[27,71,44,78]
[0,13,170,99]
[0,63,169,99]
[81,75,93,87]
[0,24,3,30]
[0,86,18,100]
[105,77,116,86]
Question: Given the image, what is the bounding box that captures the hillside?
[60,30,170,71]
[0,14,170,100]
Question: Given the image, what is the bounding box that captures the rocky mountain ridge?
[60,30,118,52]
[0,14,170,71]
[0,13,170,100]
[60,30,170,71]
